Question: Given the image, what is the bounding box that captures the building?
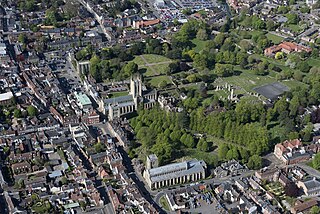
[273,139,318,164]
[274,139,310,165]
[101,74,157,120]
[146,154,159,169]
[306,0,317,5]
[75,92,92,112]
[0,91,14,105]
[77,61,90,75]
[297,177,320,196]
[143,159,206,190]
[264,42,312,57]
[82,110,100,124]
[290,199,318,214]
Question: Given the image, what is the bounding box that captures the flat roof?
[0,91,13,101]
[253,82,289,101]
[75,92,92,106]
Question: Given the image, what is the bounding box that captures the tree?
[151,135,173,165]
[247,155,262,169]
[218,143,229,160]
[60,177,68,185]
[289,96,300,116]
[286,14,299,25]
[239,40,253,52]
[123,62,138,78]
[13,109,22,118]
[214,34,225,47]
[275,52,284,60]
[196,28,208,41]
[180,133,195,148]
[313,153,320,170]
[45,8,62,26]
[159,80,167,88]
[89,55,102,82]
[266,20,276,31]
[18,34,28,44]
[94,142,105,153]
[197,138,209,152]
[214,64,234,77]
[298,61,310,73]
[166,61,180,75]
[193,54,208,69]
[310,206,320,214]
[27,106,38,117]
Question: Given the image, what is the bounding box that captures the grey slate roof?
[147,159,206,183]
[104,95,134,105]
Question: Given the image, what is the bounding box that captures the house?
[274,139,310,164]
[290,199,318,214]
[165,192,186,211]
[0,91,14,105]
[264,42,312,57]
[11,161,31,175]
[297,177,320,196]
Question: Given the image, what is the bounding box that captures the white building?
[143,158,206,190]
[306,0,317,5]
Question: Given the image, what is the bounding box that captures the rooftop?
[147,159,206,183]
[0,91,13,101]
[105,95,133,105]
[253,82,289,101]
[75,92,92,106]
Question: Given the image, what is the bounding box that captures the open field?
[192,38,210,53]
[141,54,171,64]
[223,69,276,92]
[266,33,284,44]
[288,24,301,33]
[133,54,171,77]
[146,75,172,87]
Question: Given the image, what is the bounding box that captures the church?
[100,74,157,120]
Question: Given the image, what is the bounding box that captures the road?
[297,163,320,178]
[72,144,115,214]
[117,146,166,213]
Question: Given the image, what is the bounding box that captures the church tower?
[130,73,142,98]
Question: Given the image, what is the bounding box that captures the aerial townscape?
[2,0,320,214]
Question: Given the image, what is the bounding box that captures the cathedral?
[101,74,157,121]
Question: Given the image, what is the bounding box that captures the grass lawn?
[109,91,129,98]
[192,38,210,53]
[139,65,156,77]
[141,54,171,64]
[133,54,171,76]
[250,30,265,37]
[223,69,276,92]
[266,182,284,196]
[152,63,170,75]
[160,196,171,211]
[133,56,145,66]
[281,79,308,90]
[180,148,218,167]
[266,33,284,44]
[307,58,320,67]
[288,24,301,33]
[147,75,172,87]
[207,90,229,99]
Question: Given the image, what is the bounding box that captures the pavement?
[297,163,320,178]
